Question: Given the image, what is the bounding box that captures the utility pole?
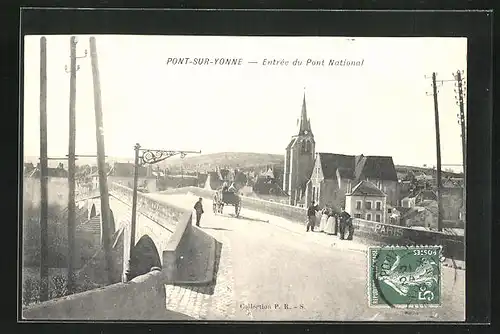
[39,36,49,302]
[454,70,467,223]
[89,36,113,284]
[431,72,443,232]
[65,36,87,293]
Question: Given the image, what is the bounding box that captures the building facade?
[283,93,399,209]
[283,93,316,206]
[345,180,387,223]
[306,153,399,211]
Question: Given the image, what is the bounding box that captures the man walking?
[338,208,352,240]
[306,201,320,232]
[194,197,204,227]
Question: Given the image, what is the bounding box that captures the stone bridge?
[79,183,213,283]
[24,184,466,321]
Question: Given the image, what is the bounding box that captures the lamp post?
[123,143,200,282]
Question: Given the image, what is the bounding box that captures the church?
[283,94,399,210]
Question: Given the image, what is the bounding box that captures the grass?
[22,268,103,307]
[21,202,104,307]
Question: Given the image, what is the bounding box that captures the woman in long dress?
[319,208,328,232]
[324,210,336,235]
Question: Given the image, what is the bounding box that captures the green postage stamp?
[368,245,443,308]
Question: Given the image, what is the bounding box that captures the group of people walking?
[306,202,354,240]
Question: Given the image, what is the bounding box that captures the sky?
[23,35,467,171]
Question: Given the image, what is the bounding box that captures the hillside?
[158,152,284,170]
[395,165,463,178]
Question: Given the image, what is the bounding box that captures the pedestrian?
[319,207,328,232]
[324,209,336,235]
[333,212,339,236]
[338,208,352,240]
[194,197,204,227]
[306,201,320,232]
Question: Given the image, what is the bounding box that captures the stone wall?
[184,186,307,222]
[109,182,189,231]
[352,218,465,260]
[22,270,188,320]
[109,183,216,283]
[171,186,465,261]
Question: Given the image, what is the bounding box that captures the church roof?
[355,155,398,181]
[349,180,386,197]
[317,153,398,182]
[297,92,313,136]
[337,167,355,179]
[286,137,297,150]
[318,153,355,179]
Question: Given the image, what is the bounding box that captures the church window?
[302,140,311,153]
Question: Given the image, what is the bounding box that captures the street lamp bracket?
[138,148,201,166]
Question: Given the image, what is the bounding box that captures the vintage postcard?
[21,34,466,321]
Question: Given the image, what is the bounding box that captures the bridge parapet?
[108,183,215,282]
[164,186,465,261]
[109,183,189,229]
[22,269,182,320]
[352,218,464,260]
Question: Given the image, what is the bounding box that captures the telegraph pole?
[66,36,77,293]
[65,36,87,293]
[454,70,467,222]
[431,72,443,232]
[89,36,113,284]
[39,36,49,302]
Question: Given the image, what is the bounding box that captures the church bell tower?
[283,92,316,206]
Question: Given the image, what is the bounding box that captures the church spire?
[298,90,312,135]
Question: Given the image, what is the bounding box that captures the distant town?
[24,151,465,237]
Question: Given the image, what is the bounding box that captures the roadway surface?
[147,192,465,321]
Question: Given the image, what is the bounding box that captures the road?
[147,193,465,321]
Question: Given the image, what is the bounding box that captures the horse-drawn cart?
[213,189,242,217]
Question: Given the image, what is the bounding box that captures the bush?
[22,277,41,306]
[22,273,103,307]
[22,202,69,268]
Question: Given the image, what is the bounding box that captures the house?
[30,163,69,178]
[441,186,464,224]
[415,189,437,203]
[400,196,416,208]
[401,200,438,230]
[388,206,402,225]
[92,162,157,193]
[345,180,387,223]
[205,171,223,190]
[306,153,399,210]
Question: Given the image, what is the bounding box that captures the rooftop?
[347,180,386,197]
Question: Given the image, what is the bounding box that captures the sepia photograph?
[21,34,467,321]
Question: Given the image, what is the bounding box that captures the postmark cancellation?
[368,245,443,308]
